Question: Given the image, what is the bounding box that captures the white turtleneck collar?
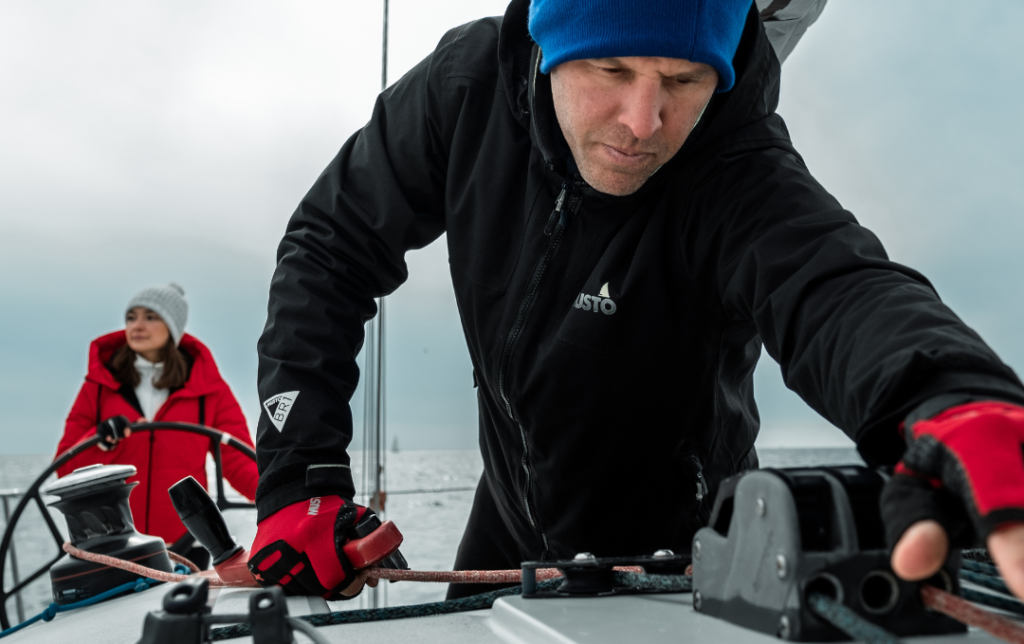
[134,354,169,420]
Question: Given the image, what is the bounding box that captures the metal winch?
[45,464,174,604]
[691,466,965,641]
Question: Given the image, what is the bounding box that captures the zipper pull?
[543,183,568,236]
[696,470,708,502]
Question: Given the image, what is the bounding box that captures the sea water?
[0,447,863,620]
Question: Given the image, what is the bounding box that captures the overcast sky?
[2,1,1023,456]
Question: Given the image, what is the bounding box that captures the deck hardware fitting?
[778,615,791,639]
[691,466,965,641]
[776,554,788,579]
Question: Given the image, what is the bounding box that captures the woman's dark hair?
[109,339,189,390]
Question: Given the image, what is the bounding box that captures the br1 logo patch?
[263,391,300,432]
[574,282,617,315]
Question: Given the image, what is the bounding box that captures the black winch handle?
[168,476,244,566]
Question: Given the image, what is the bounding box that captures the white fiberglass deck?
[4,585,1008,644]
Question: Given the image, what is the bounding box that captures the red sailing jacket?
[56,331,258,544]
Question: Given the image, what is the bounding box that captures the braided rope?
[67,542,650,587]
[807,593,902,644]
[962,587,1024,617]
[166,550,201,574]
[611,571,691,592]
[962,570,1013,597]
[365,568,560,583]
[963,559,1002,577]
[922,586,1024,644]
[62,542,243,588]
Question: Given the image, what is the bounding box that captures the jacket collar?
[86,331,222,397]
[496,0,781,175]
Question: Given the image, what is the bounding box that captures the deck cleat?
[691,466,966,641]
[521,550,692,598]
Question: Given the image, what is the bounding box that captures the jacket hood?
[497,0,782,172]
[86,330,225,397]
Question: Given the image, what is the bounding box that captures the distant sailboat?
[392,436,399,453]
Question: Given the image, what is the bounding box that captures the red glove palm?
[881,401,1024,548]
[248,496,402,598]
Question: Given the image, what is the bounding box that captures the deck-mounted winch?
[691,466,965,641]
[45,464,174,605]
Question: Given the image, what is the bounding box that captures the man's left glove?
[247,496,403,599]
[880,401,1024,549]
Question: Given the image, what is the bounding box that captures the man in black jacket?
[247,0,1024,601]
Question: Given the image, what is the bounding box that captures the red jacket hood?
[86,331,226,397]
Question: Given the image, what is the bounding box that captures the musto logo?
[308,497,322,516]
[574,282,617,315]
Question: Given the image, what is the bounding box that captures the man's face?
[550,56,718,196]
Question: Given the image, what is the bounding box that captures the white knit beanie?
[126,283,188,346]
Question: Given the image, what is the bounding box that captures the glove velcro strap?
[977,509,1024,538]
[248,539,357,599]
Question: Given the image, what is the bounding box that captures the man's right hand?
[96,415,132,451]
[248,496,390,599]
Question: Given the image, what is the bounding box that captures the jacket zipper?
[498,178,581,552]
[145,430,155,534]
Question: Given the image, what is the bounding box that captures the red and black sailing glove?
[96,415,131,452]
[247,496,405,599]
[880,401,1024,549]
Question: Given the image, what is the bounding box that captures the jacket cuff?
[903,392,1024,429]
[255,462,356,523]
[856,371,1024,466]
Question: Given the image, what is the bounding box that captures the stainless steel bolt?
[776,553,788,579]
[777,615,791,640]
[573,552,596,562]
[653,549,675,558]
[756,498,766,517]
[693,590,702,611]
[693,539,702,560]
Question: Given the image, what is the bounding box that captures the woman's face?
[125,307,170,357]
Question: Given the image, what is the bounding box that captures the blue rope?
[961,587,1024,618]
[961,570,1012,597]
[962,559,1001,578]
[611,571,692,592]
[807,593,902,644]
[0,564,187,640]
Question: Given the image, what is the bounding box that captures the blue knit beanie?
[528,0,753,92]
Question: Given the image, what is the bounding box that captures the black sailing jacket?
[255,0,1024,560]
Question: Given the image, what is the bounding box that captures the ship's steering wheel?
[0,422,257,630]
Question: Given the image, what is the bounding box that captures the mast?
[361,0,389,610]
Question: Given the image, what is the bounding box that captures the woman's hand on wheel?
[96,415,132,451]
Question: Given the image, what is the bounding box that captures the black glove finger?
[880,471,976,550]
[98,415,131,442]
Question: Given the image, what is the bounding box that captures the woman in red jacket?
[56,283,258,566]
